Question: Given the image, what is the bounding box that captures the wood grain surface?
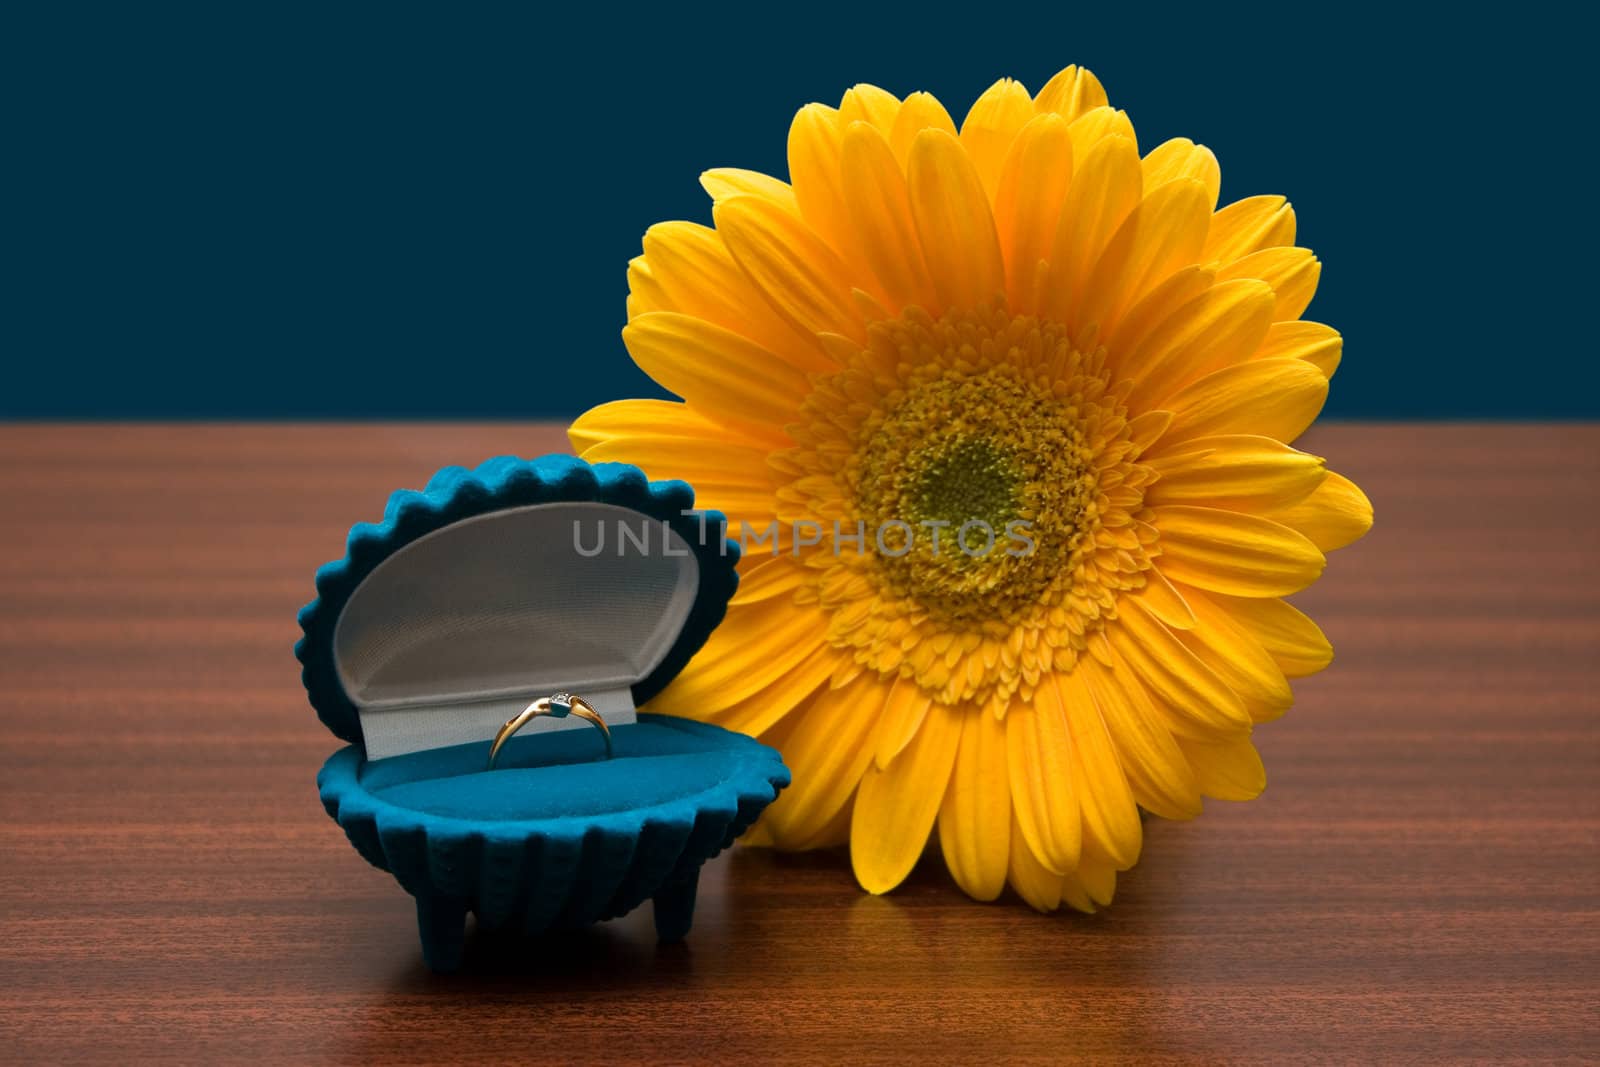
[0,423,1595,1065]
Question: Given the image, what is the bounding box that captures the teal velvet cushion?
[297,455,789,971]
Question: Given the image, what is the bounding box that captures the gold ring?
[487,691,612,769]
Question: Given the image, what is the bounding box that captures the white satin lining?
[334,502,700,760]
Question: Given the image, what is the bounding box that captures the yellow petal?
[838,82,900,132]
[1204,195,1295,264]
[1074,177,1212,337]
[639,221,834,373]
[712,642,842,737]
[1042,134,1141,325]
[795,797,856,849]
[1257,320,1343,378]
[1062,855,1116,911]
[1178,733,1266,801]
[1142,138,1221,210]
[758,670,884,849]
[959,77,1035,199]
[1006,681,1081,875]
[874,675,933,770]
[1146,434,1327,511]
[1158,358,1329,446]
[1058,670,1142,870]
[699,168,800,215]
[714,194,866,343]
[851,288,892,323]
[1101,264,1215,356]
[851,702,963,894]
[1176,589,1295,722]
[1007,816,1064,912]
[625,255,670,319]
[1033,65,1108,121]
[1126,408,1174,456]
[906,128,1006,312]
[788,103,876,279]
[938,708,1011,900]
[1108,594,1251,736]
[1262,470,1373,551]
[571,402,778,522]
[992,113,1073,313]
[568,397,766,450]
[622,312,811,432]
[576,433,779,524]
[1217,246,1321,321]
[1078,653,1202,820]
[1065,106,1138,159]
[888,91,958,166]
[840,121,939,314]
[730,554,809,605]
[1118,279,1276,409]
[1210,594,1334,678]
[646,594,830,714]
[1133,565,1196,629]
[1151,504,1327,598]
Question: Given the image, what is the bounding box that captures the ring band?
[487,691,612,769]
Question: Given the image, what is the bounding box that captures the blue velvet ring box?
[296,455,790,972]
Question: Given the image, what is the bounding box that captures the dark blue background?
[4,5,1591,418]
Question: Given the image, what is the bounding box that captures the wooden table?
[1,423,1595,1065]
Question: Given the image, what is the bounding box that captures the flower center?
[908,435,1020,536]
[854,365,1096,628]
[781,304,1161,710]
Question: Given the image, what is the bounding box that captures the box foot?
[416,895,467,973]
[652,873,699,943]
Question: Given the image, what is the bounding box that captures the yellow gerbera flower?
[569,65,1373,909]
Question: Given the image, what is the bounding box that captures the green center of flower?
[854,361,1096,628]
[907,437,1021,534]
[786,306,1160,707]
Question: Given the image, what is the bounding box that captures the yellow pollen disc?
[779,305,1163,712]
[856,365,1093,624]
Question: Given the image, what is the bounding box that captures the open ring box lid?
[296,455,789,972]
